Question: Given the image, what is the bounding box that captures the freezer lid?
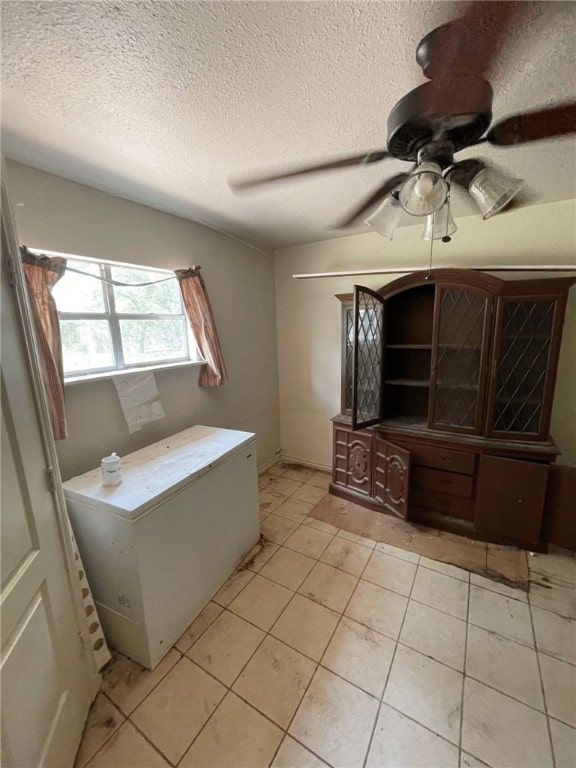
[62,425,256,520]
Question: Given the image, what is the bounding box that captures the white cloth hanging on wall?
[113,372,165,433]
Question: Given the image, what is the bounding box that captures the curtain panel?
[175,267,229,387]
[21,246,68,439]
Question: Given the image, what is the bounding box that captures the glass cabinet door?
[487,298,557,439]
[352,286,385,429]
[429,286,492,434]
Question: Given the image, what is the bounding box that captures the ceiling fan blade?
[486,102,576,146]
[229,150,389,192]
[336,173,410,228]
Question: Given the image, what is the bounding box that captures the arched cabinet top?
[336,268,575,303]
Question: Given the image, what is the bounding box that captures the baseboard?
[258,454,283,475]
[280,454,332,473]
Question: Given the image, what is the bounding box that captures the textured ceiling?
[2,1,575,250]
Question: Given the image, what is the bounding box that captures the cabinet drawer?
[409,444,476,475]
[412,466,474,498]
[412,487,474,521]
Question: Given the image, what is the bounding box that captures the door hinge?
[46,466,57,494]
[79,632,87,654]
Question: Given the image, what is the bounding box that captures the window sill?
[64,360,205,386]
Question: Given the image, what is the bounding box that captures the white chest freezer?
[63,425,259,669]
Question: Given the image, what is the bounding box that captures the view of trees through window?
[52,258,192,377]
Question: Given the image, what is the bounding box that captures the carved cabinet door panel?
[373,438,411,519]
[345,432,373,497]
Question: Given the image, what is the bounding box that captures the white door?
[1,182,99,767]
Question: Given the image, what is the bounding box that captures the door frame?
[1,170,101,683]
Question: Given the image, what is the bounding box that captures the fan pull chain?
[442,196,453,243]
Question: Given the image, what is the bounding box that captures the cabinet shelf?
[385,378,430,388]
[386,344,432,350]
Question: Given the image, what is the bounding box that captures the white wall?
[274,199,576,468]
[6,160,281,480]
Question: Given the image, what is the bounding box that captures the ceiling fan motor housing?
[387,76,493,161]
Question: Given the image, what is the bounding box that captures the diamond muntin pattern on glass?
[492,300,554,434]
[354,289,384,425]
[432,288,488,429]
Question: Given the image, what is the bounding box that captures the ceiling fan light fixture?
[468,167,524,219]
[364,195,403,240]
[399,162,449,217]
[422,203,458,241]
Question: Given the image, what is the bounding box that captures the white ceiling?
[2,1,575,250]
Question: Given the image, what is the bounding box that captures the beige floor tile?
[289,667,379,768]
[101,648,180,716]
[260,547,316,590]
[303,517,340,535]
[549,718,576,768]
[307,471,332,490]
[228,573,293,630]
[292,484,328,505]
[530,552,576,585]
[274,497,314,523]
[366,703,459,768]
[462,678,553,768]
[400,600,466,671]
[259,489,286,516]
[284,525,334,559]
[271,735,328,767]
[175,602,223,653]
[298,562,358,613]
[345,579,407,639]
[131,657,225,764]
[466,624,544,710]
[468,585,533,645]
[460,753,491,768]
[212,568,255,607]
[530,579,576,620]
[267,464,287,477]
[233,636,316,728]
[363,550,417,596]
[322,616,395,697]
[375,540,419,563]
[384,644,463,744]
[282,466,316,483]
[320,537,372,577]
[85,721,170,768]
[74,693,124,768]
[244,540,280,572]
[271,594,340,661]
[411,567,469,620]
[187,610,264,686]
[470,573,528,602]
[179,692,283,768]
[532,606,576,664]
[338,529,377,549]
[266,476,303,497]
[539,653,576,727]
[260,513,300,545]
[420,556,470,582]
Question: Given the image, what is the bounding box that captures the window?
[51,256,198,380]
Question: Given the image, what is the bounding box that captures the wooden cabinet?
[331,269,575,549]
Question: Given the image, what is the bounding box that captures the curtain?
[21,246,68,439]
[175,266,229,387]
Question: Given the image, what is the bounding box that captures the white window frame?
[42,251,201,383]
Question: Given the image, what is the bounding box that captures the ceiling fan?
[230,2,576,241]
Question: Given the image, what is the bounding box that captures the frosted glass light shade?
[469,167,524,219]
[364,195,403,240]
[399,162,448,216]
[422,204,458,240]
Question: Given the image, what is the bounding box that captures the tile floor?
[76,463,576,768]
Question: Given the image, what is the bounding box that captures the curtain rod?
[292,265,576,279]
